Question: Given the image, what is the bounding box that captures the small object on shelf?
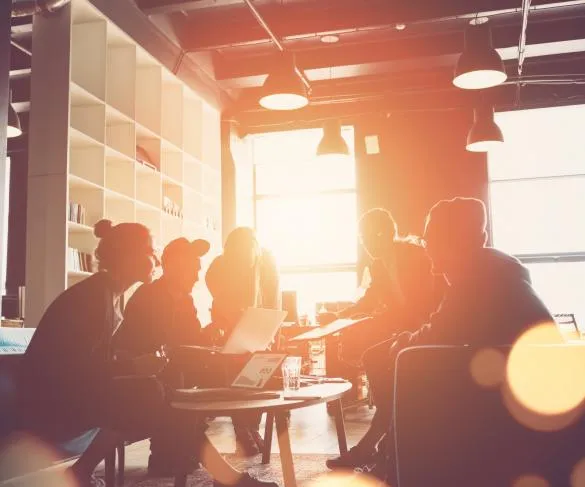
[68,201,86,225]
[136,145,159,171]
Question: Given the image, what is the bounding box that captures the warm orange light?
[571,458,585,487]
[513,474,550,487]
[470,348,506,388]
[307,471,381,487]
[506,322,585,417]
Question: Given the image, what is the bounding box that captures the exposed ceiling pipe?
[241,0,311,91]
[12,0,71,18]
[517,0,532,77]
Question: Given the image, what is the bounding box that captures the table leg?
[262,412,274,464]
[275,412,297,487]
[330,399,348,454]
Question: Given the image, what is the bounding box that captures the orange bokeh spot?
[506,322,585,416]
[470,348,506,388]
[307,471,382,487]
[513,474,550,487]
[571,458,585,487]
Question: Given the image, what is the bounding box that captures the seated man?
[320,208,440,358]
[351,197,556,481]
[325,208,441,470]
[114,237,212,476]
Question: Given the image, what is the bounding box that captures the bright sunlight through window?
[488,105,585,330]
[239,127,358,321]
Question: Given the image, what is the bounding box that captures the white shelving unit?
[25,0,222,326]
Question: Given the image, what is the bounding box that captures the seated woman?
[17,220,277,487]
[205,227,280,456]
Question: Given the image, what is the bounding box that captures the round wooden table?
[171,381,352,487]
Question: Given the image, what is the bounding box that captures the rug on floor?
[128,454,337,487]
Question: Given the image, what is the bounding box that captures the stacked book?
[68,247,94,273]
[68,202,86,225]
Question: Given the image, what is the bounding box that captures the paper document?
[222,307,287,354]
[290,318,363,342]
[231,353,286,388]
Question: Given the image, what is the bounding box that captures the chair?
[393,345,585,487]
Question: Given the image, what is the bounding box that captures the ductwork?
[12,0,71,18]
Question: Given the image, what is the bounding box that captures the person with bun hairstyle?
[18,221,278,487]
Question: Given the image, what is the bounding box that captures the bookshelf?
[25,0,222,326]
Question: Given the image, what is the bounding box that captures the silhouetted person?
[205,226,280,457]
[18,220,278,487]
[114,237,211,476]
[354,198,556,482]
[325,208,439,470]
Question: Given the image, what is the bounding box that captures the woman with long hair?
[205,226,281,456]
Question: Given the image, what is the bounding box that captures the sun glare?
[503,322,585,431]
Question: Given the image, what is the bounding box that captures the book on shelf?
[68,202,86,225]
[67,247,95,273]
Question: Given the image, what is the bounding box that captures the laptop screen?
[231,353,287,389]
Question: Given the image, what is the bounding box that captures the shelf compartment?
[136,170,162,210]
[183,157,203,194]
[71,82,103,107]
[136,134,161,171]
[71,20,107,101]
[106,122,135,160]
[71,104,106,144]
[136,207,161,242]
[68,184,104,228]
[161,213,183,246]
[106,153,135,199]
[161,150,183,182]
[106,43,136,119]
[162,180,183,220]
[183,189,204,226]
[161,81,183,149]
[69,146,105,187]
[182,95,203,160]
[201,103,221,169]
[135,65,162,135]
[105,193,135,224]
[202,166,221,201]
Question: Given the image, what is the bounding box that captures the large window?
[488,105,585,329]
[240,127,359,320]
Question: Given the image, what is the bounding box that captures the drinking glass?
[282,356,302,392]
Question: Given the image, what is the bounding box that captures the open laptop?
[174,352,287,401]
[221,307,287,354]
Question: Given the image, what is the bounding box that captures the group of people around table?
[15,196,558,487]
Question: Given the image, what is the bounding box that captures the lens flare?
[470,348,506,387]
[513,475,550,487]
[571,458,585,487]
[307,471,382,487]
[506,322,585,416]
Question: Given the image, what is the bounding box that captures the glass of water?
[282,356,302,392]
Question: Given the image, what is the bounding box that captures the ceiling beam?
[165,0,581,51]
[213,13,585,88]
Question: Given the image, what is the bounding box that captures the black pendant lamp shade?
[259,51,309,111]
[317,120,349,157]
[466,105,504,152]
[454,22,507,90]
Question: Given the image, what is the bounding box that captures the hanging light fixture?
[7,91,22,138]
[453,19,507,90]
[316,120,350,159]
[466,105,504,152]
[259,51,309,111]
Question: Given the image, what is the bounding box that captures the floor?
[99,402,375,477]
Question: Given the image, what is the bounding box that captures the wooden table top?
[171,381,352,415]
